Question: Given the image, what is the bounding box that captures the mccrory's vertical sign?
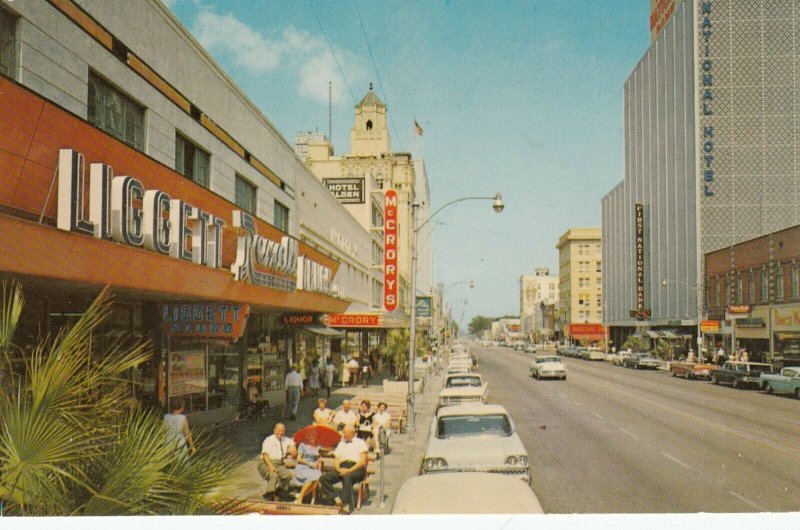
[383,190,398,311]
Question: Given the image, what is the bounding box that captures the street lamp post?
[407,193,503,440]
[661,279,704,360]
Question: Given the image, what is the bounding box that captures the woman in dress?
[373,402,392,456]
[356,400,375,446]
[293,430,323,504]
[312,397,334,426]
[307,360,321,397]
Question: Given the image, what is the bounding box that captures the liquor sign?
[635,203,645,312]
[283,313,323,326]
[161,302,250,339]
[383,190,399,311]
[700,320,720,332]
[415,296,432,318]
[324,314,382,328]
[324,178,365,204]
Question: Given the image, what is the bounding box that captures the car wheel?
[562,375,567,380]
[534,372,539,380]
[671,370,677,377]
[795,387,800,399]
[711,374,718,384]
[732,379,739,389]
[686,372,693,380]
[765,384,773,394]
[634,364,640,370]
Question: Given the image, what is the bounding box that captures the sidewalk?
[209,367,444,514]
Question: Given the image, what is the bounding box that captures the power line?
[310,1,357,107]
[352,1,405,152]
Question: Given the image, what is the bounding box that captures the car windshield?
[437,414,512,439]
[536,357,560,363]
[446,376,482,388]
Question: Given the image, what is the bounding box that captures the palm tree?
[380,328,427,381]
[0,282,238,515]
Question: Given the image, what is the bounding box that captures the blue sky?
[165,0,651,325]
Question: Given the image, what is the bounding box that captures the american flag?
[414,120,424,136]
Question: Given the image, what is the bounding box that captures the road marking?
[728,491,767,512]
[660,451,693,470]
[592,412,604,419]
[618,427,639,440]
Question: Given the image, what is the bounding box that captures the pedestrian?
[308,360,321,397]
[347,357,360,387]
[324,359,335,397]
[740,347,748,362]
[716,346,726,364]
[284,364,303,421]
[258,423,297,501]
[163,400,196,455]
[318,425,368,514]
[361,357,372,388]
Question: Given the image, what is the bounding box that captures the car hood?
[535,362,565,370]
[439,385,486,398]
[425,434,527,466]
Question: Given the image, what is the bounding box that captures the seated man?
[332,399,358,432]
[318,425,368,514]
[259,422,297,501]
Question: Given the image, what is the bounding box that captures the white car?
[391,473,543,514]
[422,404,530,484]
[613,351,633,366]
[586,347,606,361]
[438,373,489,407]
[446,360,473,375]
[523,343,537,354]
[529,355,567,380]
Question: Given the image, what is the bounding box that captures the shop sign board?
[383,190,398,311]
[773,306,800,328]
[323,178,365,204]
[568,323,606,336]
[707,308,726,320]
[283,313,324,326]
[415,296,432,318]
[735,318,765,329]
[635,204,645,311]
[324,314,382,328]
[161,302,250,339]
[700,320,720,332]
[727,304,751,315]
[168,350,206,397]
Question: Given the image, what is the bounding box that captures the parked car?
[391,472,544,514]
[422,404,530,484]
[585,347,606,361]
[710,361,774,388]
[530,355,567,380]
[523,343,537,354]
[622,352,660,369]
[613,351,633,366]
[759,366,800,397]
[669,361,718,380]
[439,373,489,407]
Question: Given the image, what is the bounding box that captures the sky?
[164,0,651,326]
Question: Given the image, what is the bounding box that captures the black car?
[622,353,660,369]
[710,361,774,389]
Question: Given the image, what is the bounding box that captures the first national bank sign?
[56,149,331,294]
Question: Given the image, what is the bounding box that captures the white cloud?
[191,9,365,105]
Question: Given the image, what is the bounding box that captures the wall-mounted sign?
[635,203,645,312]
[383,190,398,311]
[700,320,720,332]
[629,309,652,320]
[735,318,765,329]
[415,296,432,318]
[707,308,726,320]
[324,314,382,328]
[727,304,751,315]
[568,323,606,336]
[698,0,716,198]
[324,178,365,204]
[283,313,324,326]
[161,302,250,339]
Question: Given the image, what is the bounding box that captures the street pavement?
[473,343,800,513]
[208,367,443,514]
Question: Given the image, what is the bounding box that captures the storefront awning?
[304,326,344,337]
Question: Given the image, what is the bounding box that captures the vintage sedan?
[622,352,660,370]
[421,404,530,484]
[711,361,774,388]
[759,366,800,397]
[669,361,718,380]
[439,373,489,407]
[530,355,567,380]
[391,473,543,514]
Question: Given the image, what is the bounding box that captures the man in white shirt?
[284,365,303,420]
[259,423,297,500]
[318,425,368,513]
[332,400,358,432]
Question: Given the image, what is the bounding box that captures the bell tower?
[350,83,390,157]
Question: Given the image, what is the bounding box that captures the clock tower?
[350,83,390,157]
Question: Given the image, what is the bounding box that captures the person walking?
[347,357,360,387]
[318,425,368,514]
[308,361,321,397]
[163,400,196,455]
[258,423,297,501]
[284,365,303,421]
[361,357,372,388]
[324,359,335,397]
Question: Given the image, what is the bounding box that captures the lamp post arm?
[415,196,497,233]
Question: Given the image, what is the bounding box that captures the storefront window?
[166,339,240,413]
[774,332,800,365]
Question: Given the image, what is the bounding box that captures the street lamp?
[661,278,704,360]
[407,194,503,440]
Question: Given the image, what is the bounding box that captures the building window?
[793,263,799,299]
[88,73,145,151]
[175,133,210,187]
[775,263,784,301]
[371,205,383,228]
[578,261,590,273]
[274,200,289,232]
[578,293,590,306]
[596,262,602,273]
[748,270,755,304]
[761,268,768,302]
[235,175,257,214]
[714,277,720,307]
[0,8,16,78]
[736,273,743,304]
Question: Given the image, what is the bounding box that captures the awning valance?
[303,326,345,337]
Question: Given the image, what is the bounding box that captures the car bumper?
[423,466,530,483]
[539,370,566,378]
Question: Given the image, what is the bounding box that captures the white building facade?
[519,267,559,339]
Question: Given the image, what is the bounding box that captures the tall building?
[300,85,432,324]
[602,0,800,350]
[557,228,604,344]
[519,267,558,339]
